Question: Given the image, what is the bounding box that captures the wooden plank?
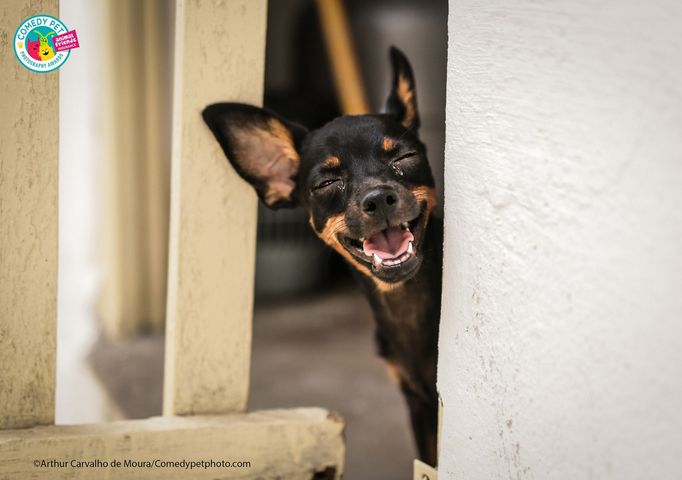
[163,0,267,415]
[0,0,59,429]
[0,408,345,479]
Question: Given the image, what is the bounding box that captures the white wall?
[58,0,121,423]
[439,1,682,479]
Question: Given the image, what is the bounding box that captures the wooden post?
[0,0,59,430]
[163,0,266,416]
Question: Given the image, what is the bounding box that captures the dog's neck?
[355,215,442,381]
[352,215,442,466]
[362,214,442,322]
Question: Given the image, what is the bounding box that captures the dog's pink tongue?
[363,227,414,259]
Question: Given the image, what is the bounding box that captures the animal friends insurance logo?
[13,15,79,73]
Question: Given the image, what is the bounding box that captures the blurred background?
[57,1,446,478]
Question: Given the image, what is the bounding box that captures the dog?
[203,47,441,466]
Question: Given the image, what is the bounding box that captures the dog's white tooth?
[407,241,414,254]
[359,237,365,242]
[373,254,382,267]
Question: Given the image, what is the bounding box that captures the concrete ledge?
[0,408,345,479]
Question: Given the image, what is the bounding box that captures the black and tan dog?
[203,47,441,466]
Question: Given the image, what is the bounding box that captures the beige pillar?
[163,0,266,416]
[0,0,59,429]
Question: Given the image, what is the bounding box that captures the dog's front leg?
[400,381,438,467]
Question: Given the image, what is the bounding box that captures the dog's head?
[203,47,436,288]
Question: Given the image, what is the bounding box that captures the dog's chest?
[376,280,436,352]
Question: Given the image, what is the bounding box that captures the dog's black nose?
[362,188,398,216]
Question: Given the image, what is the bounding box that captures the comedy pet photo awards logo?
[13,14,80,73]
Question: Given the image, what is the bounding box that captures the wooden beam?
[0,0,59,430]
[0,408,345,479]
[315,0,369,114]
[163,0,267,415]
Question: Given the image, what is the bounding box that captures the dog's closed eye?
[393,152,417,162]
[391,152,418,176]
[313,178,342,192]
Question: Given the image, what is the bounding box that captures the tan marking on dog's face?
[315,213,347,245]
[310,213,404,291]
[322,156,341,169]
[382,137,396,152]
[410,185,437,244]
[312,213,370,276]
[397,74,416,129]
[411,186,437,211]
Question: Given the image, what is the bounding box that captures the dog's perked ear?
[385,46,420,132]
[202,103,309,209]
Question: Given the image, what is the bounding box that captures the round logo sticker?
[14,14,71,73]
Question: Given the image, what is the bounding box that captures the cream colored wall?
[439,0,682,478]
[0,0,59,430]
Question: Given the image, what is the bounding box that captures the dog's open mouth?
[338,209,426,280]
[362,222,414,267]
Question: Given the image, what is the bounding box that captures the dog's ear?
[202,103,308,209]
[384,46,420,132]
